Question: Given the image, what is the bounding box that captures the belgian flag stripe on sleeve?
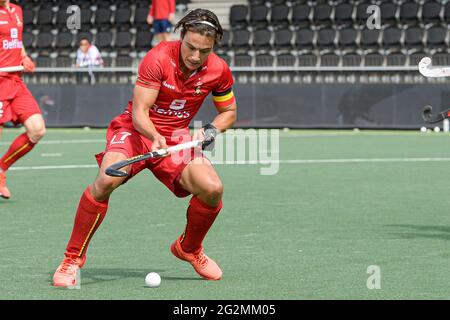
[212,88,235,108]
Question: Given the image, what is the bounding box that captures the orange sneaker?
[53,256,86,289]
[170,238,222,280]
[0,171,11,199]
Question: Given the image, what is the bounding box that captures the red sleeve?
[136,47,163,90]
[169,0,176,14]
[214,60,234,94]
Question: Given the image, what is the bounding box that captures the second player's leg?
[22,113,46,143]
[53,151,131,287]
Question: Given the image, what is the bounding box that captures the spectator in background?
[75,37,104,68]
[147,0,175,43]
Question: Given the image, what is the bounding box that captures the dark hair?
[174,9,223,44]
[80,37,91,43]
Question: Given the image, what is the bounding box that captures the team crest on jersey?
[194,86,202,96]
[193,81,203,96]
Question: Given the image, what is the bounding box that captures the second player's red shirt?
[0,3,23,76]
[148,0,175,20]
[126,40,234,137]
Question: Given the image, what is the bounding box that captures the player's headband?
[185,20,218,32]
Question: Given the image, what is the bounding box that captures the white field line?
[40,153,62,157]
[0,139,104,146]
[9,157,450,171]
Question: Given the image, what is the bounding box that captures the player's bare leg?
[23,113,46,144]
[170,157,224,280]
[0,114,45,199]
[53,152,129,288]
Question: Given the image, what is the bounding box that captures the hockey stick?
[0,66,24,73]
[418,57,450,78]
[422,105,450,124]
[105,140,203,177]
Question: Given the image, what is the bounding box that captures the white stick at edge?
[0,66,24,73]
[418,57,450,77]
[155,140,202,156]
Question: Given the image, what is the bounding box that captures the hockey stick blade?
[422,105,450,124]
[418,57,450,78]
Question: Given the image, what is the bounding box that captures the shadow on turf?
[47,268,202,286]
[386,224,450,240]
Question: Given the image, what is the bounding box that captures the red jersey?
[127,40,235,137]
[0,3,23,77]
[148,0,175,20]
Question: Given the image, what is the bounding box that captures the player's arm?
[147,4,154,24]
[168,0,176,22]
[132,85,168,150]
[20,46,35,72]
[193,89,237,150]
[211,91,237,132]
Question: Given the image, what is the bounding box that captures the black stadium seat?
[403,27,424,52]
[274,28,293,52]
[334,3,353,27]
[115,31,133,55]
[338,27,358,52]
[421,1,442,24]
[292,4,311,27]
[295,28,314,51]
[55,56,73,68]
[114,7,132,30]
[364,52,384,67]
[444,2,450,25]
[36,7,53,30]
[316,28,336,51]
[22,31,35,49]
[399,1,420,26]
[229,5,248,30]
[297,53,317,67]
[354,2,371,27]
[215,29,230,53]
[359,29,381,52]
[55,31,73,56]
[276,53,296,67]
[134,7,150,30]
[312,3,333,27]
[35,32,54,50]
[94,7,112,29]
[380,2,397,27]
[22,8,35,25]
[381,27,402,52]
[232,29,251,52]
[234,53,252,67]
[342,52,362,67]
[255,53,274,67]
[386,52,407,66]
[252,29,272,52]
[135,31,154,52]
[249,4,269,30]
[270,4,290,29]
[426,26,447,51]
[95,30,113,52]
